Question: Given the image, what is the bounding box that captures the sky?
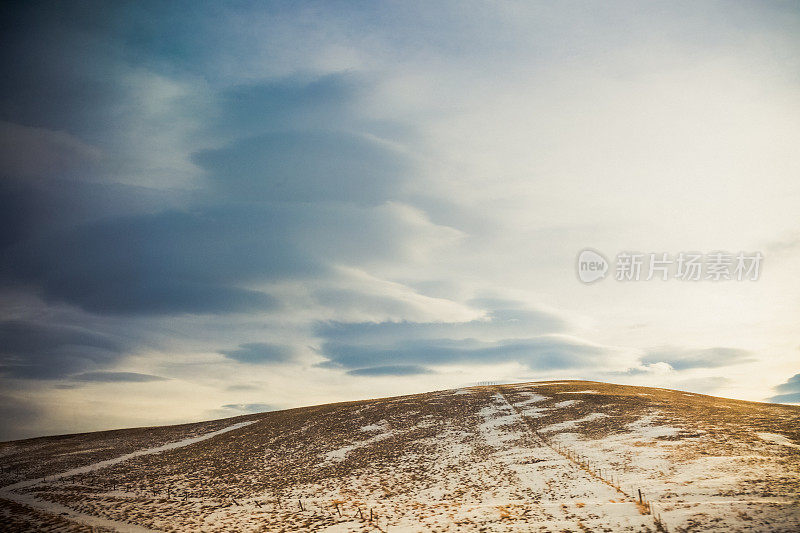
[1,0,799,440]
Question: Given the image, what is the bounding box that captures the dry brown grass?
[2,380,799,532]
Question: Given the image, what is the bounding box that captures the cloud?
[347,365,433,376]
[774,373,800,393]
[769,373,800,404]
[213,75,363,138]
[194,130,409,205]
[0,320,127,379]
[2,201,456,315]
[316,305,566,345]
[220,403,273,414]
[314,302,604,375]
[613,362,674,376]
[225,384,261,392]
[321,335,605,371]
[0,174,190,255]
[71,371,167,383]
[0,121,102,179]
[309,270,479,323]
[1,0,798,439]
[0,69,453,317]
[641,347,755,371]
[2,206,300,315]
[674,376,732,394]
[770,392,800,403]
[221,343,293,364]
[0,6,121,135]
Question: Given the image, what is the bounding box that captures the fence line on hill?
[6,388,671,532]
[492,386,669,532]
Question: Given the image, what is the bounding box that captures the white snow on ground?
[323,426,398,463]
[0,420,257,532]
[518,405,551,418]
[547,411,800,532]
[553,399,580,408]
[359,421,388,433]
[548,413,680,476]
[540,412,609,433]
[55,447,113,456]
[477,395,520,446]
[2,420,257,492]
[513,391,549,406]
[564,390,598,394]
[757,432,800,449]
[7,386,797,532]
[626,413,680,438]
[471,391,654,531]
[453,389,472,395]
[510,392,551,417]
[3,490,158,533]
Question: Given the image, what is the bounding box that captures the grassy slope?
[2,380,799,532]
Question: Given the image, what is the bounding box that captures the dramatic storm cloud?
[0,320,128,380]
[1,1,799,439]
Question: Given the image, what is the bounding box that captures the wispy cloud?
[641,347,755,371]
[221,343,293,365]
[220,403,273,414]
[71,371,167,383]
[347,365,433,377]
[315,303,608,375]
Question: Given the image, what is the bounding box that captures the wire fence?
[494,387,669,532]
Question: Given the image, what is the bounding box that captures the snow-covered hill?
[2,380,799,532]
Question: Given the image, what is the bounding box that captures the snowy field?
[1,380,799,532]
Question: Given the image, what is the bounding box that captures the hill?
[1,380,799,532]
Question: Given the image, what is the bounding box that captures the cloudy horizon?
[1,1,799,441]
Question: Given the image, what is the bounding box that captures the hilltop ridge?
[2,380,799,532]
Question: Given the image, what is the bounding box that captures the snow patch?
[513,392,549,406]
[2,421,257,493]
[553,399,580,408]
[360,421,389,433]
[757,432,800,449]
[519,405,551,418]
[324,426,397,463]
[625,414,680,438]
